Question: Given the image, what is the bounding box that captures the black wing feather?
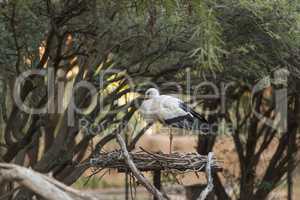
[163,102,210,134]
[179,102,208,123]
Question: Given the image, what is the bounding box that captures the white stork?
[140,88,210,153]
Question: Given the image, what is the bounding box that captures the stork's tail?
[167,116,213,135]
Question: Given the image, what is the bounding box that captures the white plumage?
[140,94,187,122]
[140,88,208,132]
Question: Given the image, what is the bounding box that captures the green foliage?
[213,0,300,83]
[0,0,48,77]
[0,0,299,82]
[189,0,224,71]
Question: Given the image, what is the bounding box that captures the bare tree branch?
[198,152,214,200]
[0,163,99,200]
[115,132,165,200]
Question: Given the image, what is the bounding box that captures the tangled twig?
[88,149,221,173]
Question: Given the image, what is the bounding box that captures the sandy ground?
[82,184,296,200]
[84,186,186,200]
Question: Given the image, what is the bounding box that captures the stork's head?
[145,88,160,99]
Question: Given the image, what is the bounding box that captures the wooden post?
[125,172,129,200]
[153,170,161,200]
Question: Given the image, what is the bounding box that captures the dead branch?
[0,163,99,200]
[198,152,214,200]
[115,132,166,200]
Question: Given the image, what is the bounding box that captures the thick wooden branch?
[0,163,99,200]
[115,133,166,200]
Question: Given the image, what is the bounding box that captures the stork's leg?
[169,129,173,154]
